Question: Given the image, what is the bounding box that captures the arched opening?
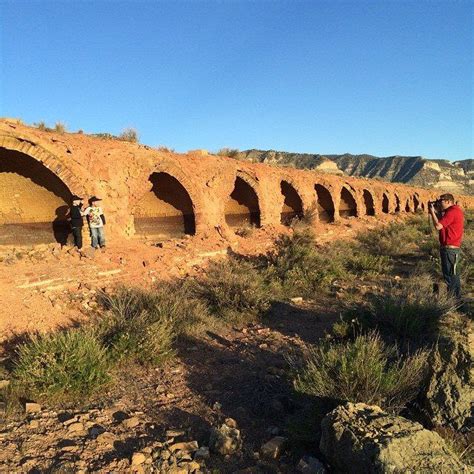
[394,194,401,213]
[382,193,390,213]
[280,181,304,225]
[362,190,375,216]
[314,184,335,223]
[339,187,357,218]
[413,195,420,212]
[0,148,72,245]
[225,176,261,228]
[134,172,196,240]
[421,203,425,212]
[405,199,411,212]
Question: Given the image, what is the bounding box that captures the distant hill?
[234,150,473,195]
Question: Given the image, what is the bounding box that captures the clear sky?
[0,0,472,160]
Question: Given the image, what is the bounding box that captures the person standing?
[84,197,106,249]
[69,195,85,249]
[429,193,464,299]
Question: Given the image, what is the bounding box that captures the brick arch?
[280,180,304,225]
[131,160,205,232]
[339,185,358,218]
[314,182,336,222]
[362,189,375,216]
[225,171,262,228]
[0,134,86,196]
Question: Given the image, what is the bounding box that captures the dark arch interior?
[405,199,411,212]
[413,195,420,211]
[0,148,73,245]
[280,181,304,225]
[394,194,401,212]
[340,187,357,218]
[362,190,375,216]
[225,177,261,228]
[134,172,196,240]
[315,184,335,223]
[382,193,390,213]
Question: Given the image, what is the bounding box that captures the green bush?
[356,222,422,257]
[13,328,110,401]
[342,273,457,344]
[293,332,428,413]
[190,259,271,323]
[98,287,176,365]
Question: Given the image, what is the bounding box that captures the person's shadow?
[52,205,70,245]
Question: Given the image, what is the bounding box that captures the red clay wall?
[0,119,472,246]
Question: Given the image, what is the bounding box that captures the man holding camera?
[429,193,464,299]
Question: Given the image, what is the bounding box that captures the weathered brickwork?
[0,119,472,246]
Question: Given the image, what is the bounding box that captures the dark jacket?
[70,205,84,228]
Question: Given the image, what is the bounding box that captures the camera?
[428,199,442,211]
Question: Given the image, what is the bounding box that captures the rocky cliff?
[235,150,473,195]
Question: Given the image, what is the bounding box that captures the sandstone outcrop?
[319,402,469,473]
[235,149,474,195]
[2,119,472,248]
[424,319,474,430]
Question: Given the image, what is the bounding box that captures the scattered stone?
[297,455,326,473]
[0,380,10,389]
[290,297,303,304]
[67,422,85,433]
[131,452,146,466]
[29,419,40,429]
[122,416,140,429]
[260,436,287,459]
[224,417,238,429]
[25,402,41,413]
[166,429,185,438]
[169,441,199,453]
[210,421,242,455]
[96,431,117,446]
[320,402,468,473]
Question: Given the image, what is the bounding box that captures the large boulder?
[320,403,469,473]
[424,320,473,430]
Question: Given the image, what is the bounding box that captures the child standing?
[84,197,106,249]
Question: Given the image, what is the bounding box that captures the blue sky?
[0,0,472,160]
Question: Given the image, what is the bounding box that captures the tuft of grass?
[356,222,422,257]
[54,122,66,133]
[217,147,240,158]
[97,287,176,366]
[293,332,429,413]
[12,328,110,402]
[190,258,271,323]
[119,127,139,143]
[35,120,48,131]
[341,273,457,344]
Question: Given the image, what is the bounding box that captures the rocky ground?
[0,299,339,472]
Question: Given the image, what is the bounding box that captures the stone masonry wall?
[0,119,473,246]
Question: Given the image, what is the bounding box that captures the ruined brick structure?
[0,119,472,246]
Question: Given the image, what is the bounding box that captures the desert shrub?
[190,259,271,323]
[35,120,48,131]
[156,145,175,153]
[434,426,474,467]
[93,132,117,140]
[54,121,66,133]
[98,287,176,365]
[344,246,392,277]
[217,147,240,158]
[356,222,422,257]
[234,224,255,238]
[119,127,139,143]
[293,332,429,413]
[12,328,110,401]
[342,273,457,344]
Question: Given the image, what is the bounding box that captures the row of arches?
[0,146,430,246]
